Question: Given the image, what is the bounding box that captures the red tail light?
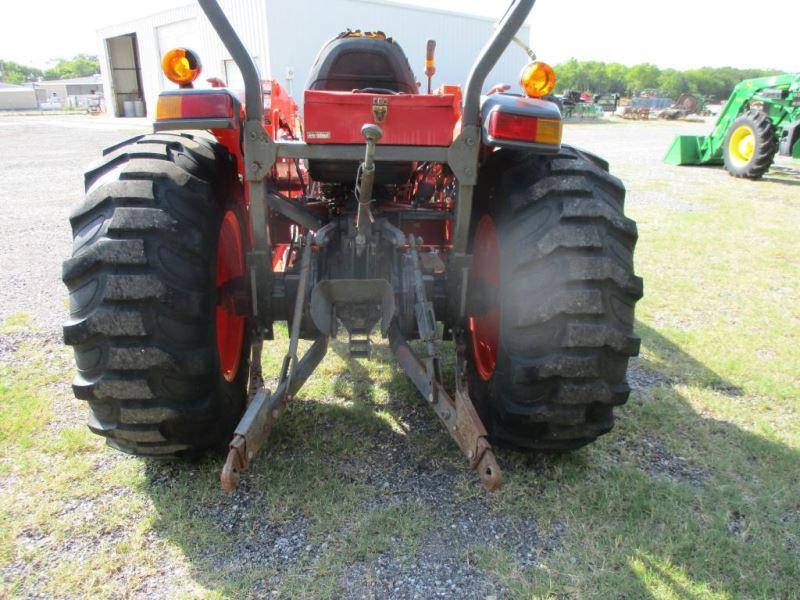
[156,92,234,120]
[486,110,562,145]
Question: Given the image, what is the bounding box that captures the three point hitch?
[220,231,502,493]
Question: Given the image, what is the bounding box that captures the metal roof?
[0,87,36,94]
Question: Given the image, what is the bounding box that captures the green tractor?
[664,73,800,179]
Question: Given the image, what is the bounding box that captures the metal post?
[447,0,536,319]
[279,234,313,397]
[197,0,263,123]
[197,0,278,331]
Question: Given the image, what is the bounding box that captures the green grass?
[1,127,799,598]
[0,312,31,335]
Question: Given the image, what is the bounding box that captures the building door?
[105,33,145,117]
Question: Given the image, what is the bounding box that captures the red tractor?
[62,0,642,491]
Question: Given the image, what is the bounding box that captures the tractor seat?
[305,32,419,184]
[306,32,418,94]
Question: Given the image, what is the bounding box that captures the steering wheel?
[354,87,398,95]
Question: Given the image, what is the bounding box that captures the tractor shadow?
[142,321,799,598]
[494,320,797,596]
[763,163,800,186]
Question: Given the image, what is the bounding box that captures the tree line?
[0,53,783,101]
[554,59,784,100]
[0,55,99,85]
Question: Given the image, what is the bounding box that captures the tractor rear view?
[665,73,800,178]
[62,0,642,491]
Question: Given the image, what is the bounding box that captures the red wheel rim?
[216,210,246,382]
[469,215,500,381]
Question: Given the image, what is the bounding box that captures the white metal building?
[0,83,38,110]
[33,75,104,109]
[96,0,531,118]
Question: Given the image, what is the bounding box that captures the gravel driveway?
[0,116,149,336]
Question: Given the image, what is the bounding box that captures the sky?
[0,0,796,72]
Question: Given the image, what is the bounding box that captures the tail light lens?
[487,111,562,146]
[156,93,234,121]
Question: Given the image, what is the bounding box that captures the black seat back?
[306,33,418,94]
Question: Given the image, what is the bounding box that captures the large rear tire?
[465,146,642,450]
[62,133,250,457]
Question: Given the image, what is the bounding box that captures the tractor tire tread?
[63,132,247,458]
[467,145,641,450]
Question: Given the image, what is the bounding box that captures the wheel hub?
[216,210,246,382]
[729,125,755,166]
[469,215,500,381]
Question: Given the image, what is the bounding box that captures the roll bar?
[462,0,535,127]
[197,0,535,132]
[197,0,263,124]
